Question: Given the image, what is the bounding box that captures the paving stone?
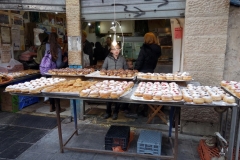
[19,129,49,143]
[16,151,42,160]
[0,137,19,152]
[0,142,32,159]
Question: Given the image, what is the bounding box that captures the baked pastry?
[172,92,183,101]
[158,73,166,80]
[161,93,173,101]
[211,93,222,101]
[223,94,235,103]
[80,89,90,97]
[110,91,120,99]
[143,91,153,100]
[88,90,99,98]
[193,96,204,104]
[202,95,213,103]
[166,74,174,80]
[150,73,158,80]
[99,90,110,98]
[183,94,193,102]
[153,91,162,100]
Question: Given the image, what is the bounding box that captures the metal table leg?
[168,106,175,137]
[73,99,78,135]
[80,100,85,120]
[56,99,64,153]
[227,106,238,160]
[235,107,240,160]
[174,107,179,160]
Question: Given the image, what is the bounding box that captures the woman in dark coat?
[134,32,161,73]
[134,32,161,116]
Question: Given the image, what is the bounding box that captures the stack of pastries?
[182,84,235,104]
[99,69,138,78]
[220,80,240,98]
[43,79,97,93]
[48,68,95,75]
[80,80,134,99]
[134,82,182,101]
[137,72,192,81]
[5,77,66,94]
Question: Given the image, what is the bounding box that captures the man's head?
[82,30,87,43]
[106,37,112,46]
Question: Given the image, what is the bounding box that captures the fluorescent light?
[112,34,117,46]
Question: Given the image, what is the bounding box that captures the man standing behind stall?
[82,30,93,66]
[103,37,112,59]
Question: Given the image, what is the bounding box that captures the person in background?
[134,32,161,116]
[42,32,68,112]
[103,37,112,59]
[62,43,68,68]
[93,42,105,65]
[134,32,161,72]
[82,30,94,66]
[102,44,128,120]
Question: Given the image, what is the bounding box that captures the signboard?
[174,27,182,39]
[0,44,11,63]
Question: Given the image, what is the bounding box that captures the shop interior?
[0,10,182,125]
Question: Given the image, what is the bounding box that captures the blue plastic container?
[137,130,162,155]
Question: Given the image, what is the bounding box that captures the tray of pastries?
[137,72,192,81]
[79,80,134,99]
[47,68,95,76]
[42,79,97,96]
[7,69,40,78]
[85,69,138,79]
[5,77,66,94]
[131,82,183,102]
[220,80,240,99]
[182,84,237,106]
[0,74,13,85]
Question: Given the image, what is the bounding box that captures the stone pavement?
[16,122,201,160]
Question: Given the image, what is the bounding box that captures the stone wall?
[184,0,229,86]
[66,0,82,65]
[224,6,240,80]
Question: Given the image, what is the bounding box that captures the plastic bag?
[83,53,90,67]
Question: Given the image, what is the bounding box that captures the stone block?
[183,53,225,71]
[180,120,219,136]
[68,51,82,65]
[185,0,229,17]
[185,71,223,86]
[67,22,81,36]
[184,36,227,53]
[66,6,80,20]
[185,17,228,36]
[181,107,219,123]
[66,0,80,6]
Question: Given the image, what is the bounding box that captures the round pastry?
[166,73,174,80]
[110,91,120,99]
[172,92,183,101]
[202,95,213,103]
[193,96,204,104]
[234,89,240,98]
[80,89,90,97]
[211,93,222,101]
[223,94,235,103]
[143,91,153,100]
[220,80,228,87]
[99,90,110,98]
[183,94,193,102]
[150,73,158,80]
[137,72,144,78]
[88,90,99,98]
[153,91,162,100]
[161,93,173,101]
[158,73,166,80]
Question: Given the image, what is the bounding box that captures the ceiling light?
[88,22,91,26]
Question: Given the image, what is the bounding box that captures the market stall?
[5,70,239,160]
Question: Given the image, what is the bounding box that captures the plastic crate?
[137,130,162,155]
[69,65,82,69]
[198,139,220,160]
[12,95,39,110]
[105,125,130,151]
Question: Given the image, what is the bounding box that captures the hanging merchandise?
[11,25,21,50]
[33,28,44,46]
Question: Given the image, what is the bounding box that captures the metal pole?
[73,99,78,135]
[227,106,238,159]
[55,99,64,153]
[174,107,179,160]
